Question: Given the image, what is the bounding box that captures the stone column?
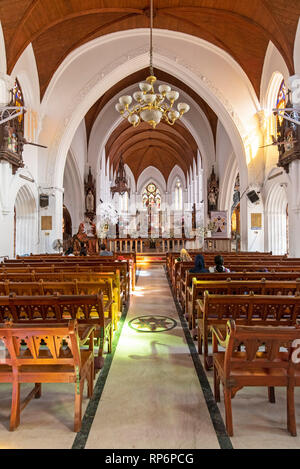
[38,186,64,253]
[287,160,300,257]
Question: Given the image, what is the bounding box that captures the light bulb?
[115,103,125,113]
[140,109,162,124]
[143,94,156,104]
[168,110,180,121]
[119,95,132,106]
[177,102,190,114]
[158,84,171,94]
[128,114,139,126]
[133,91,144,102]
[139,82,152,93]
[166,91,179,102]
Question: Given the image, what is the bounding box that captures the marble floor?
[1,264,300,449]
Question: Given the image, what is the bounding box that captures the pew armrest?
[103,299,114,314]
[211,325,227,348]
[78,325,96,347]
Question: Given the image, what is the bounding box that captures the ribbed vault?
[106,120,198,183]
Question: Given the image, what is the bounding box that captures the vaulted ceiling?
[1,1,299,182]
[1,0,299,99]
[106,120,198,183]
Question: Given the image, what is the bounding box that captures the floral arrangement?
[190,220,217,238]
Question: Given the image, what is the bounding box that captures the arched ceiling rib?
[1,1,298,99]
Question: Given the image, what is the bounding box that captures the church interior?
[0,0,300,450]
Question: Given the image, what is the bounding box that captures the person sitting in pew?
[178,248,192,262]
[189,254,209,273]
[99,243,113,256]
[79,242,87,257]
[65,247,75,256]
[209,255,230,273]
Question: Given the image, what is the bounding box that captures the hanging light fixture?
[110,155,131,198]
[115,0,190,129]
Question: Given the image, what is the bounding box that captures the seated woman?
[178,248,192,262]
[209,255,230,273]
[189,254,209,273]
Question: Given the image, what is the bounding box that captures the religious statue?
[84,167,96,217]
[77,215,98,254]
[207,166,219,213]
[86,189,94,213]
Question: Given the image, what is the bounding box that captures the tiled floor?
[1,264,300,449]
[85,265,219,449]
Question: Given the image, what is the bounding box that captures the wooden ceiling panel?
[32,12,133,96]
[106,120,198,182]
[0,1,298,101]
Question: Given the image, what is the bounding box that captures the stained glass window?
[276,79,287,126]
[142,183,161,209]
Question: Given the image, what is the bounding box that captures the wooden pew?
[180,271,300,314]
[197,292,300,370]
[0,262,130,302]
[0,320,94,432]
[187,278,300,331]
[0,293,113,358]
[0,278,119,330]
[211,320,300,436]
[1,258,134,295]
[0,270,123,312]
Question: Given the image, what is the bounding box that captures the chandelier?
[115,0,190,129]
[110,155,131,198]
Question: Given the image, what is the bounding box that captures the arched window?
[142,183,161,209]
[276,79,287,127]
[174,179,183,210]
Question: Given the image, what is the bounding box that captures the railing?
[106,238,194,253]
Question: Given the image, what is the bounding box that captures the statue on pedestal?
[84,167,96,218]
[207,166,219,213]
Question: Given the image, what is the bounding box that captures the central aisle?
[85,265,220,449]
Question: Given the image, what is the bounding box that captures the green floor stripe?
[72,270,140,449]
[164,267,234,450]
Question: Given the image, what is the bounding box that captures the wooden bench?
[187,278,300,332]
[0,293,112,360]
[0,271,122,314]
[0,278,118,330]
[180,271,300,315]
[212,320,300,436]
[0,264,129,304]
[0,320,94,431]
[197,292,300,370]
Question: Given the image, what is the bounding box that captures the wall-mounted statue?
[0,80,25,174]
[207,165,219,213]
[84,166,96,217]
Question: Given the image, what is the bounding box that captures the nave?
[1,263,300,450]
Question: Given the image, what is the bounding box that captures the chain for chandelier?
[115,0,190,129]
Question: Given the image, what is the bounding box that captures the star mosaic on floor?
[128,315,177,333]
